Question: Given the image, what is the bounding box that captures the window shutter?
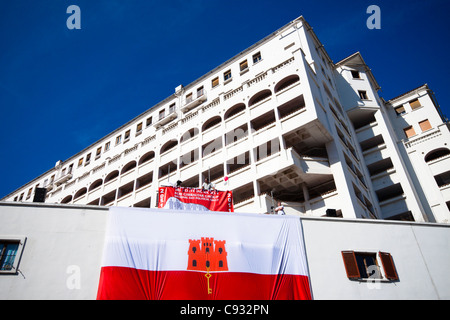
[419,119,432,132]
[404,126,416,138]
[341,251,360,279]
[410,99,421,110]
[379,252,399,281]
[395,106,405,115]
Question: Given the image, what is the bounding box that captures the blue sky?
[1,0,449,199]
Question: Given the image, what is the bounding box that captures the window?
[115,135,122,145]
[341,251,398,280]
[224,70,232,82]
[169,103,176,113]
[186,93,193,103]
[419,119,432,132]
[212,77,219,88]
[351,70,360,79]
[394,105,406,115]
[197,86,204,98]
[240,60,248,72]
[358,90,368,100]
[96,147,102,158]
[26,188,32,199]
[146,117,152,127]
[124,130,131,141]
[403,126,416,138]
[0,241,19,271]
[136,122,143,133]
[159,109,165,120]
[0,238,25,274]
[253,52,262,64]
[85,153,91,164]
[410,99,421,110]
[105,141,110,152]
[78,157,83,167]
[352,183,364,205]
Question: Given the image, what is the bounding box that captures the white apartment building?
[2,16,449,223]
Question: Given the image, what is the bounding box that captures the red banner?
[158,187,234,212]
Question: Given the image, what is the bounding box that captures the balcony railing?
[153,110,178,129]
[54,173,73,187]
[181,92,207,113]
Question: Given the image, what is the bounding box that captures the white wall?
[0,203,108,300]
[302,216,450,299]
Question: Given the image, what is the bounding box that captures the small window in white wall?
[0,237,26,274]
[240,60,248,72]
[212,77,219,88]
[403,126,416,139]
[341,250,399,281]
[410,99,422,110]
[358,90,368,100]
[351,70,361,79]
[419,119,432,132]
[252,52,262,64]
[224,70,232,82]
[394,105,406,116]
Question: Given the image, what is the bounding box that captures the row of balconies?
[37,60,322,207]
[8,56,304,203]
[152,57,299,132]
[52,111,335,211]
[55,140,334,211]
[354,115,412,219]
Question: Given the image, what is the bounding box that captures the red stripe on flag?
[97,266,311,300]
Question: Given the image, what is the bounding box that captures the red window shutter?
[379,252,399,281]
[341,251,360,279]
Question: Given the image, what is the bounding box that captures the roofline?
[385,83,448,123]
[385,83,429,103]
[335,52,381,91]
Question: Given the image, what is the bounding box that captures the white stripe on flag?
[101,207,309,276]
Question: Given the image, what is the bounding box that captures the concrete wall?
[1,202,449,299]
[0,203,108,300]
[302,216,450,299]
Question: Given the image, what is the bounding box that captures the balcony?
[154,110,178,129]
[53,173,73,187]
[181,92,207,113]
[379,195,409,219]
[428,155,450,176]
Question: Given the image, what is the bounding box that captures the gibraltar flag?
[96,207,312,300]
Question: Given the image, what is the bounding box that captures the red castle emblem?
[187,237,228,294]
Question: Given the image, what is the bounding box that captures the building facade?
[2,16,449,223]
